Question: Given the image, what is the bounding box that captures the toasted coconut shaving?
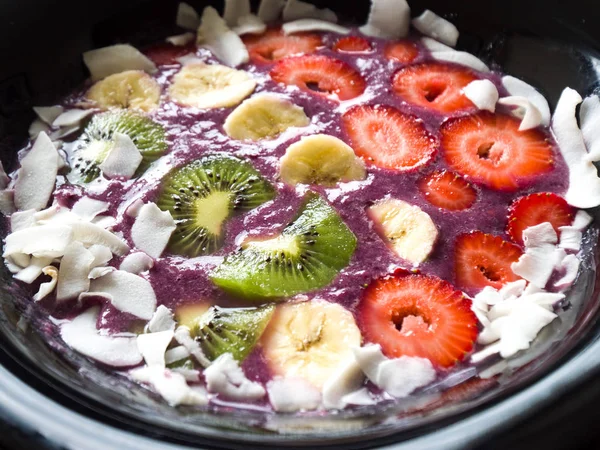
[83,44,157,82]
[412,9,459,47]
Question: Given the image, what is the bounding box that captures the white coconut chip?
[554,254,580,289]
[10,209,36,232]
[322,358,365,410]
[3,224,73,259]
[420,36,453,52]
[552,87,600,208]
[14,256,53,284]
[166,32,195,47]
[204,353,266,401]
[502,76,551,126]
[462,79,498,112]
[88,267,115,279]
[83,44,158,82]
[14,132,58,212]
[131,203,176,259]
[28,119,49,140]
[580,95,600,161]
[471,341,502,363]
[376,356,436,398]
[522,222,557,248]
[499,279,527,300]
[33,265,59,301]
[267,377,321,412]
[411,9,459,47]
[479,360,508,379]
[61,306,142,367]
[5,253,30,270]
[341,388,377,406]
[70,222,129,256]
[258,0,286,22]
[33,106,64,125]
[233,15,267,35]
[282,0,337,23]
[72,197,110,221]
[172,367,201,382]
[98,133,143,180]
[512,246,561,289]
[360,0,410,39]
[558,226,582,251]
[176,2,200,30]
[174,326,211,367]
[86,245,112,268]
[131,366,208,406]
[353,343,387,382]
[89,270,157,320]
[572,210,593,230]
[56,241,95,301]
[125,199,145,218]
[147,305,176,333]
[488,291,564,319]
[120,252,155,274]
[474,286,504,307]
[284,18,351,36]
[137,330,174,367]
[49,126,81,141]
[176,53,204,66]
[52,109,94,128]
[498,96,543,131]
[165,346,191,365]
[223,0,251,27]
[92,215,117,229]
[197,7,249,67]
[430,51,490,72]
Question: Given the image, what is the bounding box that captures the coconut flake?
[120,252,155,274]
[411,9,459,47]
[14,256,53,283]
[511,246,560,288]
[322,359,364,409]
[56,241,95,301]
[233,15,267,35]
[14,132,58,212]
[4,224,73,259]
[33,106,64,125]
[172,367,201,382]
[267,377,321,412]
[61,306,142,367]
[83,44,157,82]
[28,119,49,140]
[580,95,600,161]
[70,222,129,256]
[125,199,145,218]
[197,7,249,67]
[420,36,453,52]
[89,270,156,320]
[98,133,143,180]
[502,76,551,126]
[88,266,115,279]
[131,366,208,406]
[554,254,580,289]
[223,0,251,27]
[282,0,337,23]
[52,109,94,128]
[87,244,113,268]
[166,32,195,46]
[552,87,600,208]
[174,326,211,367]
[498,96,543,131]
[353,343,387,381]
[341,388,377,406]
[131,203,176,259]
[33,265,59,301]
[176,53,205,66]
[72,197,110,221]
[204,353,266,401]
[430,50,490,72]
[92,215,116,229]
[376,356,436,398]
[10,209,36,232]
[572,210,593,230]
[176,2,200,30]
[165,346,191,365]
[523,222,557,247]
[462,79,498,112]
[558,226,582,251]
[258,0,286,22]
[360,0,409,39]
[499,279,527,300]
[283,19,350,35]
[137,330,174,367]
[147,305,176,333]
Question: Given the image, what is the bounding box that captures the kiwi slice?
[190,304,275,362]
[211,193,357,300]
[69,110,167,183]
[156,154,276,257]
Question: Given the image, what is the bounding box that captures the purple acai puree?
[40,28,571,407]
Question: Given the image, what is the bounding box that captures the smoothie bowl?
[1,0,600,447]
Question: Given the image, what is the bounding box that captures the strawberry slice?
[419,170,477,211]
[359,273,478,368]
[384,40,419,63]
[333,36,372,53]
[144,43,195,66]
[243,28,322,64]
[392,62,477,113]
[507,192,575,246]
[441,112,554,191]
[270,55,366,101]
[454,231,523,291]
[342,104,436,170]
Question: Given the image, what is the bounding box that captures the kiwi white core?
[193,191,233,235]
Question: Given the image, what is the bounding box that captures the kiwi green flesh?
[210,193,357,300]
[191,304,275,362]
[69,110,167,183]
[157,154,276,257]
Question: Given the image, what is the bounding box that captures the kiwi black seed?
[156,154,275,257]
[68,110,167,183]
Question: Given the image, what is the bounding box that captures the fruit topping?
[342,104,436,170]
[261,299,361,388]
[440,112,554,191]
[358,273,478,368]
[223,94,310,141]
[392,62,478,113]
[418,170,477,211]
[156,154,275,257]
[196,6,249,67]
[462,79,499,113]
[176,303,211,329]
[86,70,161,112]
[242,27,322,63]
[383,40,419,63]
[454,231,523,291]
[211,193,357,300]
[279,134,366,186]
[270,55,366,101]
[333,36,372,53]
[282,19,351,36]
[507,193,574,246]
[367,198,437,265]
[168,63,257,109]
[411,10,459,47]
[83,44,157,82]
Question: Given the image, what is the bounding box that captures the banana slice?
[260,299,361,389]
[168,63,256,109]
[86,70,161,112]
[223,94,310,141]
[279,134,366,186]
[367,198,438,265]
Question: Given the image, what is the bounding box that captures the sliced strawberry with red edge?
[507,192,575,246]
[392,62,478,113]
[342,104,436,170]
[359,273,478,368]
[333,36,372,53]
[441,112,554,191]
[419,170,477,211]
[243,28,322,64]
[143,43,195,66]
[384,40,419,63]
[270,55,366,101]
[454,231,523,292]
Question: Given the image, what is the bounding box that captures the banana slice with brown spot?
[86,70,161,112]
